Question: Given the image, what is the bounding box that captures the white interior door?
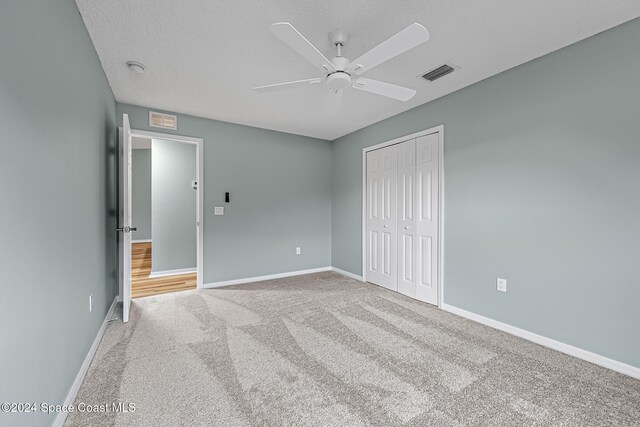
[365,145,397,291]
[119,114,133,322]
[416,133,439,305]
[397,139,417,298]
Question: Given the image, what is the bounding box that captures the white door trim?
[130,129,205,289]
[362,124,445,307]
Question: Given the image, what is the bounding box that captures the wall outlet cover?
[214,207,224,215]
[296,247,301,255]
[497,278,507,292]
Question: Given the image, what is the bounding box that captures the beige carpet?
[66,272,640,426]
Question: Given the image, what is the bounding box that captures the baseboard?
[330,266,363,281]
[131,239,152,243]
[203,267,331,289]
[53,297,119,427]
[148,267,196,278]
[441,303,640,380]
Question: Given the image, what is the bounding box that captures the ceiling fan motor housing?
[327,56,352,89]
[330,56,350,71]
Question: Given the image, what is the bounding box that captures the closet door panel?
[396,139,417,298]
[365,145,397,291]
[416,133,439,305]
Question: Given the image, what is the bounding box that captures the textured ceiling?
[76,0,640,140]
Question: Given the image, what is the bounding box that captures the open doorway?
[129,134,200,298]
[119,121,203,312]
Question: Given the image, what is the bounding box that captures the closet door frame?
[361,124,444,307]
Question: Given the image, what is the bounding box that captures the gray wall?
[117,104,332,283]
[332,19,640,368]
[132,149,152,241]
[0,1,117,426]
[151,139,197,272]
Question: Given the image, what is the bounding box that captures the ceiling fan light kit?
[254,22,430,105]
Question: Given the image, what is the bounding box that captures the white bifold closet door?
[366,132,439,305]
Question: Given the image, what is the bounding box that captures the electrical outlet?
[497,278,507,292]
[89,294,93,312]
[296,247,301,255]
[214,206,224,215]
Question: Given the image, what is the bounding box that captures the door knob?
[115,226,138,233]
[383,225,388,228]
[405,226,410,230]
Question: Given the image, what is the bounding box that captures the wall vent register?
[149,111,177,130]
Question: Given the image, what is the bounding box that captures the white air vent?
[149,111,177,130]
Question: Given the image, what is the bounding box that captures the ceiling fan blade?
[254,78,322,93]
[352,78,416,101]
[348,23,429,75]
[270,23,336,72]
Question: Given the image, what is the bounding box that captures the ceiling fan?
[254,22,430,102]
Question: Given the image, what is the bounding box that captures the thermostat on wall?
[214,207,224,215]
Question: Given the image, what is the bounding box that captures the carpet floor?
[65,272,640,426]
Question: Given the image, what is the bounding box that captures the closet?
[365,131,440,305]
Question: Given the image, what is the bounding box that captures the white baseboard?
[330,267,363,281]
[131,239,152,243]
[203,267,331,289]
[149,267,196,278]
[441,303,640,380]
[53,297,119,427]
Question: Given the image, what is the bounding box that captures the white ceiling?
[76,0,640,140]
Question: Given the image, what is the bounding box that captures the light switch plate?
[214,207,224,215]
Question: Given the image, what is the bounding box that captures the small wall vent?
[149,111,177,130]
[422,64,455,82]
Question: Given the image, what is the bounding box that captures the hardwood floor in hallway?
[131,242,196,298]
